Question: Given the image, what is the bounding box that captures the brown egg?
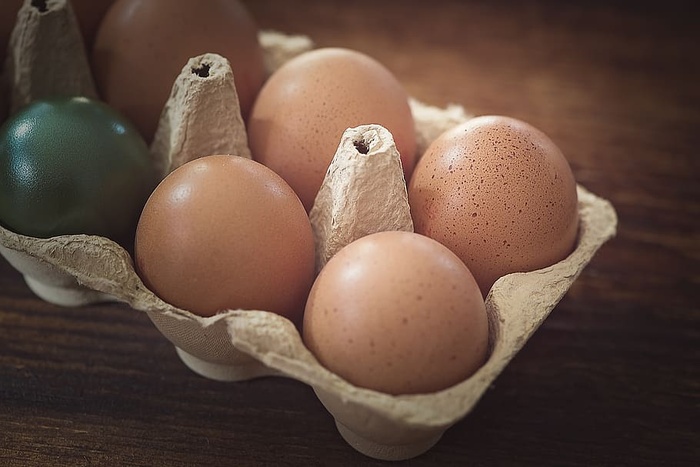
[247,47,417,211]
[92,0,266,142]
[134,155,316,323]
[303,231,489,395]
[408,115,579,297]
[72,0,117,51]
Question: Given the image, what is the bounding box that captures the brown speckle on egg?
[408,115,579,297]
[302,231,489,395]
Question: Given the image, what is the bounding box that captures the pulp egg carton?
[0,0,618,461]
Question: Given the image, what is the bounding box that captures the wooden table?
[1,1,697,465]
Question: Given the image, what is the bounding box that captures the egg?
[303,231,489,395]
[92,0,266,142]
[247,47,417,211]
[408,115,579,297]
[72,0,118,51]
[134,155,316,323]
[0,96,155,249]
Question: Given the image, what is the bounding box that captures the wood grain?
[1,1,698,465]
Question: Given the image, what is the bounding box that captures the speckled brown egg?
[303,231,489,395]
[134,155,315,323]
[408,115,579,297]
[247,47,417,211]
[92,0,266,142]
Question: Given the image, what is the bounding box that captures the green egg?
[0,96,157,249]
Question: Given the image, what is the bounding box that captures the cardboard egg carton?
[0,0,618,461]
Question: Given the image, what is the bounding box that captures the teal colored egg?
[0,96,156,249]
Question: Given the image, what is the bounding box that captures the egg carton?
[0,0,618,461]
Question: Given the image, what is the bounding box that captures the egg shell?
[68,0,117,51]
[134,155,316,323]
[0,26,619,461]
[247,47,417,211]
[409,115,580,297]
[303,230,489,395]
[91,0,266,142]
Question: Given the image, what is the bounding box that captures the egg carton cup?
[0,184,617,459]
[0,1,618,461]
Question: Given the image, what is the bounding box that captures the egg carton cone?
[0,2,618,461]
[4,0,97,114]
[309,124,414,272]
[150,52,252,178]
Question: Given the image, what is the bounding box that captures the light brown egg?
[247,47,417,211]
[92,0,266,142]
[408,115,579,297]
[134,155,316,323]
[303,231,489,395]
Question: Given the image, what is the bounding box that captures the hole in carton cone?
[31,0,48,13]
[353,137,371,154]
[192,63,211,78]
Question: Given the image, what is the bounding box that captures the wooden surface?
[1,0,698,465]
